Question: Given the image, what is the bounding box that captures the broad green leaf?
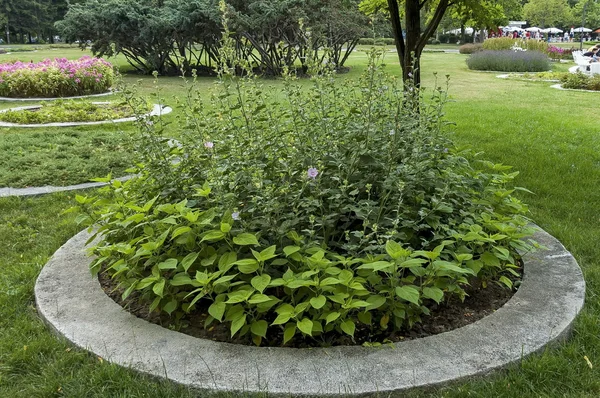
[158,258,178,270]
[230,313,247,337]
[172,226,191,239]
[325,311,341,324]
[395,285,420,305]
[320,277,340,286]
[481,251,501,267]
[251,274,271,293]
[340,319,355,337]
[283,323,296,344]
[248,294,272,304]
[399,258,428,268]
[422,287,444,304]
[283,245,301,256]
[233,233,259,246]
[201,231,225,242]
[272,312,292,325]
[365,295,386,310]
[220,222,232,233]
[357,261,393,272]
[297,318,313,336]
[208,301,226,321]
[434,261,476,275]
[163,299,177,315]
[251,320,268,338]
[234,259,259,274]
[253,245,277,262]
[309,295,327,309]
[386,240,409,259]
[170,273,194,286]
[275,303,294,316]
[218,252,238,272]
[153,279,165,297]
[181,252,199,272]
[213,274,237,285]
[358,311,372,325]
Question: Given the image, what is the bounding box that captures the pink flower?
[307,167,318,179]
[204,142,214,149]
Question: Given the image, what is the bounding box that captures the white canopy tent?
[542,27,564,34]
[525,27,542,32]
[502,26,525,32]
[573,27,592,33]
[447,27,474,35]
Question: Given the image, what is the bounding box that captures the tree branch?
[387,0,406,65]
[416,0,450,53]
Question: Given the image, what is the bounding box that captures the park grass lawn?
[1,48,600,397]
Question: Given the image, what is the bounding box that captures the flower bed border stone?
[34,227,585,397]
[496,74,560,82]
[0,103,172,128]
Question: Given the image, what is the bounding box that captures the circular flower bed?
[466,50,550,72]
[0,56,115,98]
[72,50,537,348]
[0,100,149,124]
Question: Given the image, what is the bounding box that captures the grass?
[0,126,133,188]
[0,47,600,397]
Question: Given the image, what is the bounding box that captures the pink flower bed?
[0,56,115,98]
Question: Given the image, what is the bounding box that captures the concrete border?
[550,83,600,93]
[496,73,560,82]
[0,90,119,101]
[0,103,172,128]
[0,175,134,198]
[35,227,585,397]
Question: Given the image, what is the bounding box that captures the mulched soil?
[99,268,520,348]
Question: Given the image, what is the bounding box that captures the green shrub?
[561,72,600,90]
[427,39,441,45]
[459,43,483,54]
[0,100,148,124]
[0,56,115,98]
[72,50,535,347]
[483,37,517,50]
[359,38,375,45]
[466,50,551,72]
[483,38,549,53]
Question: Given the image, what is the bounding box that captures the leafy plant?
[459,43,483,54]
[560,71,600,91]
[71,49,537,347]
[483,38,549,53]
[0,100,148,124]
[466,50,551,72]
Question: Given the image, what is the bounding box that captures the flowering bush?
[547,46,574,61]
[72,50,536,347]
[0,56,115,98]
[466,50,551,72]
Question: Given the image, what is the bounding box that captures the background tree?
[523,0,573,28]
[359,0,515,86]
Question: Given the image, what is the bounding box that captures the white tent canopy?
[573,27,592,33]
[447,27,474,35]
[542,27,563,34]
[502,26,525,32]
[525,27,542,32]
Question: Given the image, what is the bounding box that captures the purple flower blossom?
[204,141,214,149]
[232,212,240,221]
[307,167,319,179]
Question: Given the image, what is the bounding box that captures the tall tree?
[523,0,573,28]
[360,0,514,86]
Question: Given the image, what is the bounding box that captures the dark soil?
[99,269,521,348]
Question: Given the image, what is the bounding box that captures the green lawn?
[1,48,600,397]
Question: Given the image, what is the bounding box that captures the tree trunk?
[387,0,450,88]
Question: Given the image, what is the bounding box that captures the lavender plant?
[72,47,536,347]
[466,50,550,72]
